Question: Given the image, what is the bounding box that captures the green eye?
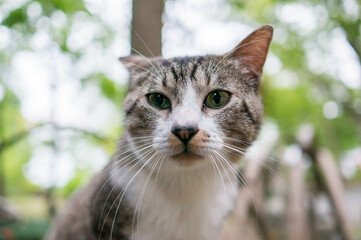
[147,93,171,109]
[204,90,231,109]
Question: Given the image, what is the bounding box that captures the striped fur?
[47,25,273,240]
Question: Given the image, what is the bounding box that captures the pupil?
[156,94,164,106]
[213,93,221,104]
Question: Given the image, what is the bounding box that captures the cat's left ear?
[119,55,150,69]
[226,25,273,74]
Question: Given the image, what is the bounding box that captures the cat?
[46,25,273,240]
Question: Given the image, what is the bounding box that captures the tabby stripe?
[126,101,138,115]
[179,69,184,81]
[171,66,178,82]
[162,75,167,87]
[190,64,198,81]
[242,100,256,124]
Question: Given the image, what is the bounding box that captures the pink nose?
[171,125,199,144]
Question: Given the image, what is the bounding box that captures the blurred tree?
[1,0,361,238]
[227,0,361,157]
[131,0,164,56]
[0,0,118,198]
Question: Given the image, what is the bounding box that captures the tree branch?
[0,123,113,154]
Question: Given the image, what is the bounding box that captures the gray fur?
[46,25,273,240]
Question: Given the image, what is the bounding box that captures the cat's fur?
[46,25,273,240]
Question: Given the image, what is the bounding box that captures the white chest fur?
[112,162,238,240]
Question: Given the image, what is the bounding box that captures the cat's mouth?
[171,150,204,163]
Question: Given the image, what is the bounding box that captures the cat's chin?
[170,151,205,166]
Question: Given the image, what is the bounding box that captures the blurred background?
[0,0,360,239]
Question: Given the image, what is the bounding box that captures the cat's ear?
[119,55,150,69]
[227,25,273,74]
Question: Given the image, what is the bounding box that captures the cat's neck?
[110,134,238,200]
[111,154,238,240]
[108,139,239,240]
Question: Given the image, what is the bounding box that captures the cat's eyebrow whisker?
[206,54,218,79]
[209,38,267,78]
[122,60,162,82]
[210,55,263,79]
[133,31,164,80]
[209,44,244,77]
[130,48,163,82]
[208,41,260,77]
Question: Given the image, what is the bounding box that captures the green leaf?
[37,0,87,15]
[2,7,28,27]
[101,78,117,100]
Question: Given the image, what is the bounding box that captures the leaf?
[2,7,28,27]
[101,78,117,100]
[37,0,87,15]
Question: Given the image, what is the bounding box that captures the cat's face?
[120,25,273,168]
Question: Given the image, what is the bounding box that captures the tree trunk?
[286,158,312,240]
[131,0,164,57]
[316,149,352,240]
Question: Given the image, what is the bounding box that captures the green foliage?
[37,0,87,15]
[0,0,118,199]
[2,7,28,27]
[0,90,26,140]
[1,220,49,240]
[0,0,360,237]
[229,0,361,158]
[61,170,88,198]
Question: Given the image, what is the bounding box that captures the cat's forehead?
[147,55,237,93]
[159,56,210,86]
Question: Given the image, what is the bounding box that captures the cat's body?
[47,25,273,240]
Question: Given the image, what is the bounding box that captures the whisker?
[97,146,155,236]
[100,136,155,148]
[216,150,261,213]
[223,143,287,189]
[109,150,158,240]
[122,60,162,82]
[155,154,167,183]
[212,151,233,194]
[209,42,251,77]
[133,31,164,79]
[93,142,154,214]
[209,153,227,201]
[130,47,163,81]
[94,140,155,185]
[133,153,162,238]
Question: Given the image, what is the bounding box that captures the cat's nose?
[171,125,199,145]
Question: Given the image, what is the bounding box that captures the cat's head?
[120,25,273,168]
